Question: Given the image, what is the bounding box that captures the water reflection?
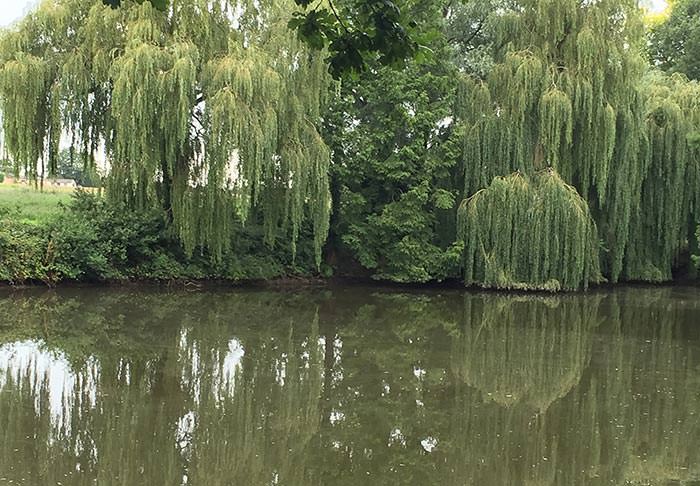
[0,286,698,485]
[453,294,600,411]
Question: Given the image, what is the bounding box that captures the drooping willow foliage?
[0,0,332,265]
[455,0,700,288]
[458,171,601,291]
[626,72,700,281]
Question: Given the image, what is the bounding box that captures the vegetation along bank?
[0,0,699,290]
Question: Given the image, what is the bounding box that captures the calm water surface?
[0,285,699,485]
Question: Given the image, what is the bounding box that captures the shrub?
[0,207,51,284]
[45,191,169,281]
[1,191,317,285]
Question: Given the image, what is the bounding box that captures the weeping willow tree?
[455,0,700,288]
[0,0,332,265]
[458,171,601,291]
[625,72,700,281]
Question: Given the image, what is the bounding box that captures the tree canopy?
[288,0,422,78]
[649,0,700,80]
[102,0,424,79]
[453,0,700,288]
[0,0,332,265]
[325,0,700,289]
[1,0,700,291]
[323,0,464,283]
[459,171,601,291]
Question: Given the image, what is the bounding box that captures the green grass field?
[0,184,74,223]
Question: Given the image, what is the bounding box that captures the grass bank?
[0,184,73,223]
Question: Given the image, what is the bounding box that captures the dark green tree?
[322,0,505,283]
[289,0,424,78]
[324,16,462,282]
[649,0,700,80]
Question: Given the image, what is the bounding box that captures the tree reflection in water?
[0,286,698,485]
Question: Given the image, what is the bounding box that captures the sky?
[641,0,670,13]
[0,0,673,28]
[0,0,38,28]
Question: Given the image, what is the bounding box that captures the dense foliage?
[322,0,500,283]
[459,171,601,291]
[324,0,700,289]
[0,191,316,285]
[324,42,462,282]
[455,0,646,208]
[0,0,331,266]
[648,0,700,80]
[289,0,422,78]
[1,0,700,290]
[648,0,700,277]
[453,0,697,288]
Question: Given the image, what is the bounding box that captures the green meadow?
[0,184,73,223]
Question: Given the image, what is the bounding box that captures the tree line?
[0,0,698,289]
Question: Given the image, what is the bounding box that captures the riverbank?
[3,271,699,297]
[2,188,698,292]
[0,190,319,287]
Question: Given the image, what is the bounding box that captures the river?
[0,285,698,485]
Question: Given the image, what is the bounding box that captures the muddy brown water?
[0,285,699,485]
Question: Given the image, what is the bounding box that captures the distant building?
[0,175,28,185]
[0,175,79,188]
[46,178,78,188]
